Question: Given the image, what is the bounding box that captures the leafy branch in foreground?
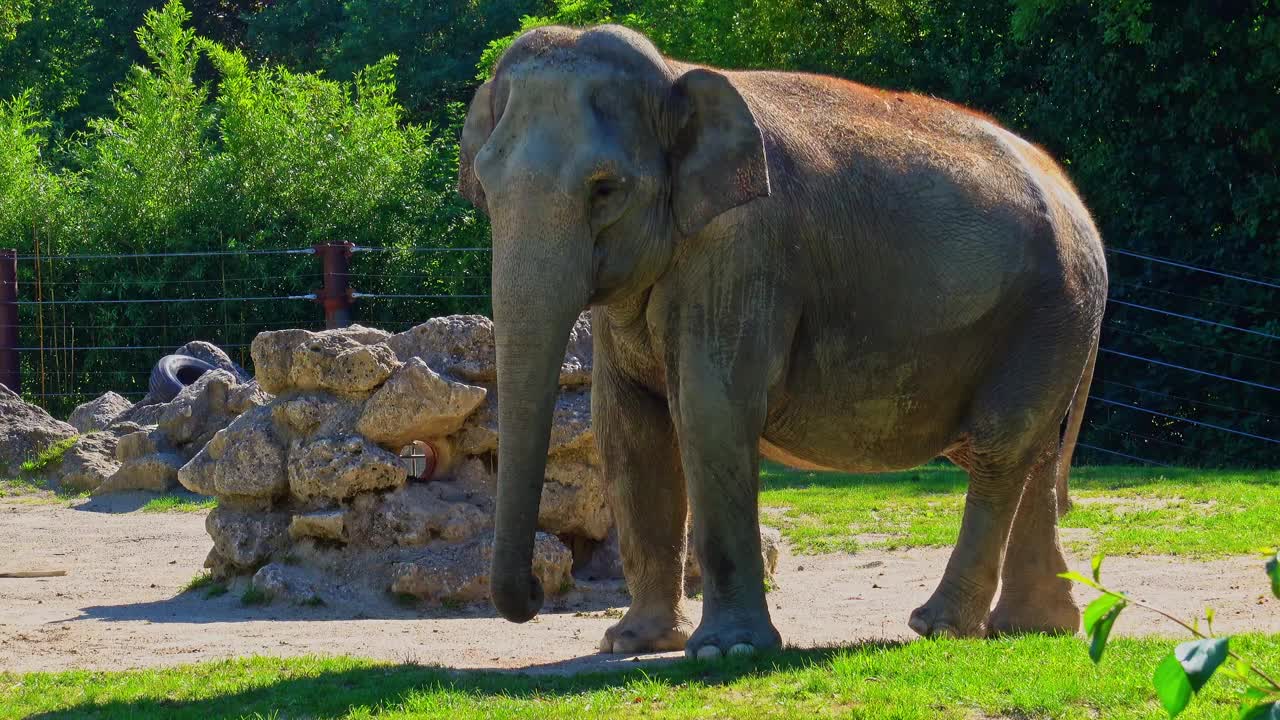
[1061,549,1280,718]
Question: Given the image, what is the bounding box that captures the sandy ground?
[1,494,1276,674]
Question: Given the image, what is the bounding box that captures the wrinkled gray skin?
[459,25,1107,658]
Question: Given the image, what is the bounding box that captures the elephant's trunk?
[488,225,593,623]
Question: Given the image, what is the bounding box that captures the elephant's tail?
[1055,332,1099,517]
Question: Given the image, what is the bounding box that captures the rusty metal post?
[0,249,19,394]
[314,242,354,329]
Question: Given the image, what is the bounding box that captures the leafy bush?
[1064,551,1280,717]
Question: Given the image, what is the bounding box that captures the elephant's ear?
[668,69,770,238]
[458,80,495,215]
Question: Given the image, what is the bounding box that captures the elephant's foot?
[988,587,1080,636]
[599,607,691,654]
[908,588,990,638]
[685,611,781,661]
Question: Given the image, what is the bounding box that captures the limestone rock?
[348,483,489,547]
[0,385,78,477]
[55,432,122,492]
[548,389,596,460]
[560,311,593,387]
[356,358,488,449]
[251,563,320,604]
[179,405,287,501]
[206,506,289,571]
[68,392,133,434]
[389,532,572,604]
[387,312,592,387]
[289,510,348,543]
[156,371,237,450]
[455,393,497,456]
[173,340,249,382]
[287,434,406,502]
[541,460,610,540]
[684,526,783,591]
[95,452,184,494]
[386,314,496,383]
[115,429,160,463]
[251,326,393,396]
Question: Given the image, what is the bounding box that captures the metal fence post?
[0,249,19,394]
[314,242,354,329]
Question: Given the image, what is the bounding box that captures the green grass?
[0,477,48,499]
[182,572,228,599]
[760,464,1279,558]
[140,494,217,513]
[19,435,79,474]
[240,586,270,606]
[3,635,1279,719]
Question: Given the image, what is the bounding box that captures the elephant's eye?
[591,178,620,202]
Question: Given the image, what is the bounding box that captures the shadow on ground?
[65,579,629,626]
[69,489,208,514]
[25,644,878,720]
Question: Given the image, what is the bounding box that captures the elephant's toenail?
[695,646,722,661]
[727,643,754,656]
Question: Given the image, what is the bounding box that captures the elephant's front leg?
[595,365,692,654]
[669,350,782,660]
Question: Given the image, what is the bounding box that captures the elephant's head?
[458,24,770,623]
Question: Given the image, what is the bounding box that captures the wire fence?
[1,242,1276,469]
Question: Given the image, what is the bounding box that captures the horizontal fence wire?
[18,248,316,261]
[1090,396,1280,445]
[1111,281,1280,317]
[1106,247,1280,289]
[350,246,491,254]
[15,344,251,351]
[1109,298,1280,340]
[1076,442,1174,467]
[16,294,316,306]
[1103,322,1280,367]
[352,293,489,300]
[1100,347,1280,394]
[1088,423,1248,466]
[1097,379,1280,421]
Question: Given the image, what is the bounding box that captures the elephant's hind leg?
[595,368,692,654]
[989,447,1080,635]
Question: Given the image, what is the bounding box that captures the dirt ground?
[2,495,1276,674]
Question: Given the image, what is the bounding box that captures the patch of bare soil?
[1,497,1276,674]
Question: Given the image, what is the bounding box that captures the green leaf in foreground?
[1267,552,1279,600]
[1059,570,1103,591]
[1091,553,1104,583]
[1240,702,1280,720]
[1175,637,1229,692]
[1154,652,1194,717]
[1086,598,1125,663]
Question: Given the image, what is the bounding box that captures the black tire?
[148,354,217,403]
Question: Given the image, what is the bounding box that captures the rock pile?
[180,314,604,606]
[0,384,78,477]
[45,342,267,494]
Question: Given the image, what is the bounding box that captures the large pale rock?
[455,393,497,456]
[68,392,133,434]
[289,510,348,543]
[115,429,160,463]
[206,506,289,571]
[560,312,593,387]
[287,434,406,501]
[173,340,249,381]
[55,433,122,492]
[251,326,392,395]
[0,385,78,476]
[157,370,264,451]
[251,563,320,604]
[386,315,496,382]
[386,312,592,386]
[272,394,346,437]
[356,358,487,449]
[540,459,610,540]
[684,526,783,591]
[179,405,288,501]
[389,532,572,604]
[549,389,596,460]
[95,452,184,494]
[348,483,489,547]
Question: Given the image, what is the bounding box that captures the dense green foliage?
[0,0,1275,465]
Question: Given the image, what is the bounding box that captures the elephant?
[457,24,1107,659]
